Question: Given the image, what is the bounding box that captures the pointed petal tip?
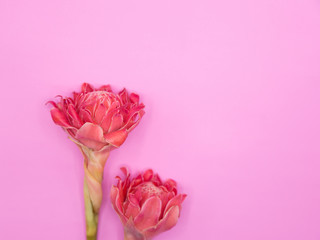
[50,108,71,127]
[81,83,94,93]
[120,167,130,177]
[143,169,154,181]
[110,185,127,224]
[98,84,112,92]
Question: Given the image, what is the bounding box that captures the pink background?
[1,1,320,239]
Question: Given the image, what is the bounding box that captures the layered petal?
[122,105,145,132]
[119,88,129,104]
[164,194,187,215]
[108,113,124,133]
[94,103,107,124]
[143,169,154,181]
[104,129,128,147]
[124,194,141,219]
[81,83,94,93]
[129,93,140,104]
[110,186,127,224]
[67,105,82,128]
[50,107,71,128]
[134,196,162,230]
[75,122,106,150]
[143,206,180,239]
[98,84,112,92]
[164,179,177,194]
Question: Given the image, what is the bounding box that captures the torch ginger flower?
[48,83,145,240]
[111,168,187,240]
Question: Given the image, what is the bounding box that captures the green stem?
[84,177,98,240]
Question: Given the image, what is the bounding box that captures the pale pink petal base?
[134,196,162,230]
[76,123,106,151]
[143,206,180,239]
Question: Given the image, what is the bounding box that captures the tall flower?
[48,83,145,240]
[111,168,187,240]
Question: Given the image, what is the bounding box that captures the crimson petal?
[104,129,128,147]
[67,105,82,128]
[98,85,112,92]
[50,107,71,128]
[129,93,140,104]
[110,186,127,224]
[143,169,154,181]
[81,83,94,93]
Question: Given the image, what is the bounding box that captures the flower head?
[111,168,187,240]
[48,83,145,151]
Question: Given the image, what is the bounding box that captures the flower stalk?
[84,178,98,240]
[80,145,110,240]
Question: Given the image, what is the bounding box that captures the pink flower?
[48,83,145,240]
[111,168,187,240]
[49,82,145,152]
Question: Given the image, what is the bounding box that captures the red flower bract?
[111,168,187,240]
[48,83,145,240]
[49,83,145,151]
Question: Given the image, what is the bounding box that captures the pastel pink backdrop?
[1,1,320,240]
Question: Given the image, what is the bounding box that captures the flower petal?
[125,194,141,220]
[119,88,129,104]
[143,169,154,181]
[104,129,128,147]
[50,107,71,128]
[129,93,140,104]
[79,108,94,123]
[134,196,162,231]
[151,173,162,186]
[94,103,107,124]
[127,109,145,132]
[164,194,187,215]
[110,186,127,224]
[164,179,177,194]
[75,123,106,150]
[120,167,130,178]
[100,113,112,132]
[108,113,124,133]
[98,84,112,92]
[122,106,145,132]
[67,105,82,128]
[81,83,94,93]
[143,205,180,239]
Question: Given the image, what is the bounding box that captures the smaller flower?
[111,168,187,240]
